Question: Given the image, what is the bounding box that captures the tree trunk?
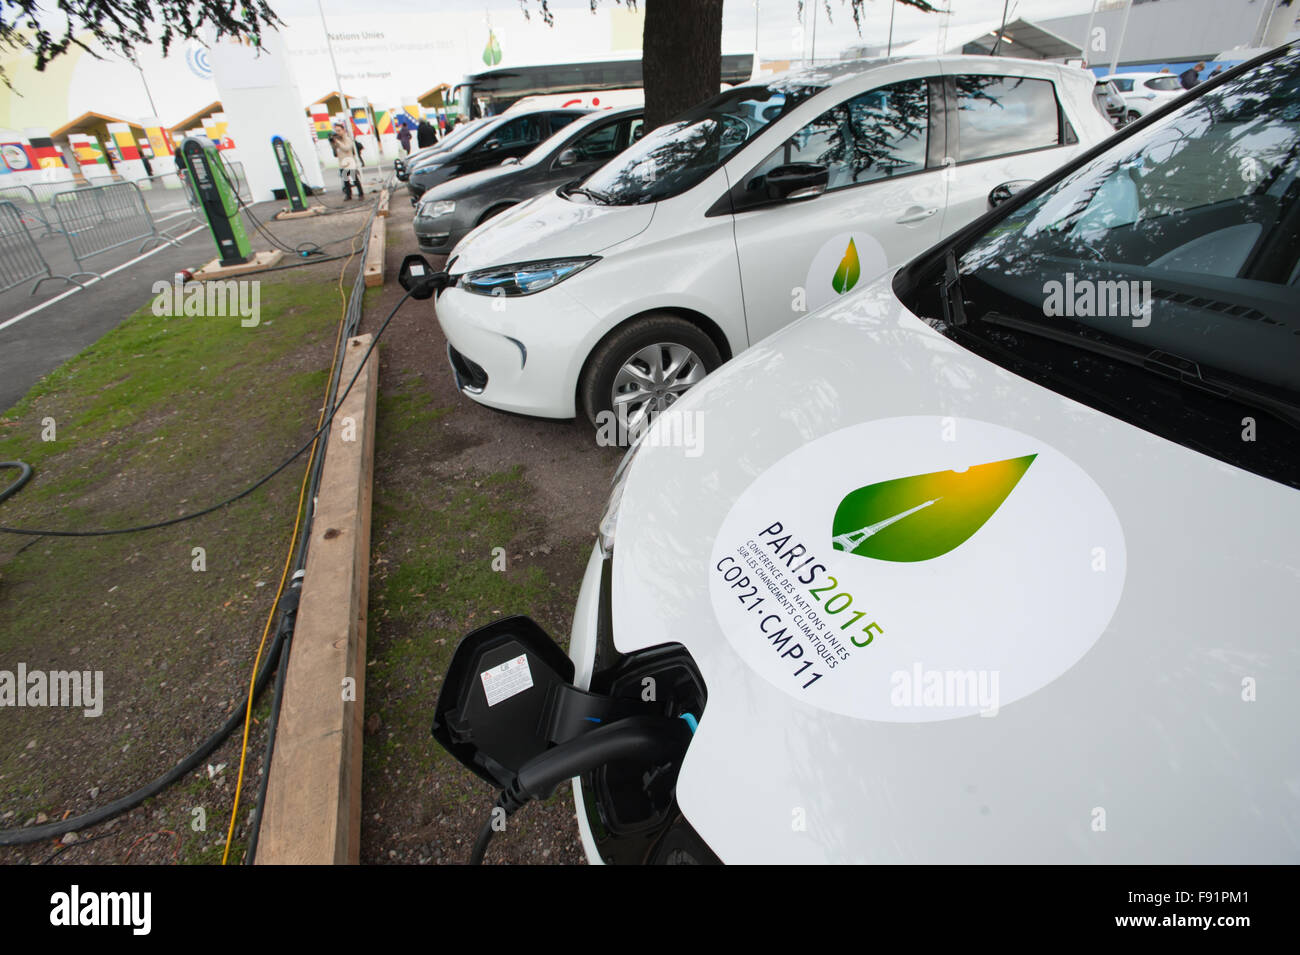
[641,0,725,132]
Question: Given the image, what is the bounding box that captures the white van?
[429,56,1112,430]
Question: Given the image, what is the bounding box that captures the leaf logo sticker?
[831,238,861,295]
[831,454,1036,562]
[483,30,503,66]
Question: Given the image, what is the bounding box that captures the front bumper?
[413,213,469,254]
[434,282,601,419]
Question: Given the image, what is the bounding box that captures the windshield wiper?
[972,309,1300,433]
[564,184,610,204]
[939,250,968,327]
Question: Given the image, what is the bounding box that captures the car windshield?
[1145,75,1184,91]
[575,79,824,204]
[954,47,1300,398]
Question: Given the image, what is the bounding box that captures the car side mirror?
[398,253,443,300]
[555,147,579,168]
[988,179,1035,210]
[765,162,829,202]
[483,138,500,151]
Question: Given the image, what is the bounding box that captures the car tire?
[580,315,723,431]
[1127,110,1142,123]
[477,203,515,226]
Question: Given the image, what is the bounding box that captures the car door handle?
[896,207,938,224]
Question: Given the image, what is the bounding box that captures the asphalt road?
[0,174,386,414]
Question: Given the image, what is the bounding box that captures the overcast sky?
[286,0,1105,61]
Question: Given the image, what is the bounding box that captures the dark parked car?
[394,117,491,181]
[405,108,589,204]
[412,106,645,255]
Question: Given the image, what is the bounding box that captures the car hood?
[609,272,1299,864]
[447,190,654,273]
[426,161,529,202]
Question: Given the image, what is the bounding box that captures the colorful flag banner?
[310,103,331,140]
[374,109,394,135]
[25,133,66,170]
[142,120,174,157]
[0,139,38,172]
[107,123,141,160]
[69,134,107,166]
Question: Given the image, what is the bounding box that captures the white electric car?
[424,44,1300,864]
[1097,71,1187,123]
[430,56,1113,429]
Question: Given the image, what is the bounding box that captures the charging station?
[179,136,252,267]
[272,135,310,213]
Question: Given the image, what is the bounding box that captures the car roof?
[748,53,1079,95]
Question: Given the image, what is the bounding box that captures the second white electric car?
[429,55,1113,429]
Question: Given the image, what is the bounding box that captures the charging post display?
[179,136,252,266]
[272,135,309,213]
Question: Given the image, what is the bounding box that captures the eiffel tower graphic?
[832,497,942,553]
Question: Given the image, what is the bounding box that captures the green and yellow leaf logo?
[831,454,1036,561]
[483,30,503,66]
[831,238,861,295]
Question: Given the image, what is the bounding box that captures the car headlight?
[419,199,456,218]
[460,257,599,297]
[598,433,645,555]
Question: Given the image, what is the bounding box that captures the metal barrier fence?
[0,182,87,237]
[0,200,77,294]
[51,180,176,280]
[135,171,201,234]
[223,160,253,203]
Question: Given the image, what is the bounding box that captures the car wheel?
[580,315,722,431]
[1127,110,1142,123]
[477,203,515,225]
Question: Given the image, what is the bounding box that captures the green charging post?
[272,135,310,213]
[179,136,252,267]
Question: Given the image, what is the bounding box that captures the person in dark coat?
[416,119,437,149]
[1179,62,1205,90]
[396,122,412,154]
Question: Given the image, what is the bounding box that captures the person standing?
[330,122,364,200]
[396,121,412,154]
[416,119,437,149]
[1179,62,1205,90]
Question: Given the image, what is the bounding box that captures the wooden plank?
[256,333,378,865]
[363,219,385,288]
[376,188,390,218]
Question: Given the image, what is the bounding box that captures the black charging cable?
[470,715,694,864]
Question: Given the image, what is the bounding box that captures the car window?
[569,119,624,162]
[932,48,1300,488]
[577,79,824,205]
[492,115,545,148]
[548,112,581,134]
[955,75,1064,163]
[1112,78,1134,92]
[744,78,931,192]
[1145,75,1183,92]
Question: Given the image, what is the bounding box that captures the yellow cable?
[221,232,364,864]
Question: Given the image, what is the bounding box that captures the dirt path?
[357,200,622,865]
